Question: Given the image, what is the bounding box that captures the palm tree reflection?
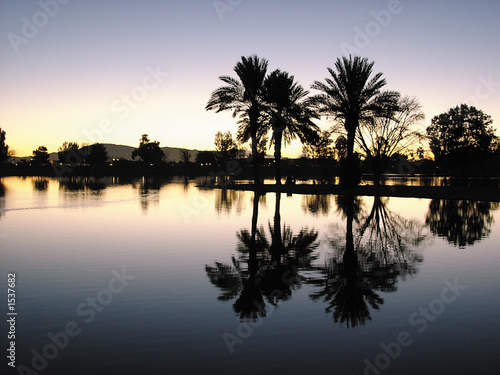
[308,196,426,328]
[302,194,332,216]
[206,191,319,320]
[426,199,499,248]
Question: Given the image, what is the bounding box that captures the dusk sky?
[1,0,499,157]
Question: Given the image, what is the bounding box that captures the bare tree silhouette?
[356,95,425,185]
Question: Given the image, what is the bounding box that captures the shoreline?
[202,183,500,202]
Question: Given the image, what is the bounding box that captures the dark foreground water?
[1,176,499,375]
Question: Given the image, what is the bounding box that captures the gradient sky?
[1,0,499,157]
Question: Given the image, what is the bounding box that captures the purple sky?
[1,0,499,157]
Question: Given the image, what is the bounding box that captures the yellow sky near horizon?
[1,1,499,158]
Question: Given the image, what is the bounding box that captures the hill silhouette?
[13,144,202,163]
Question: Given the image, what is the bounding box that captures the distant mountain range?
[92,144,202,163]
[13,144,204,163]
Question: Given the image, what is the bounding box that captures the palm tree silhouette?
[206,192,268,320]
[206,55,269,187]
[206,191,319,320]
[262,69,320,185]
[308,195,426,327]
[310,55,397,186]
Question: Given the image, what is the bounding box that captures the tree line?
[205,54,499,186]
[1,54,498,181]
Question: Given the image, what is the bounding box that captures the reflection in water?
[33,177,49,191]
[58,177,86,192]
[134,177,167,213]
[206,191,319,320]
[302,194,332,216]
[86,178,107,192]
[57,176,152,192]
[356,196,426,279]
[57,176,108,193]
[207,193,430,326]
[426,199,500,248]
[308,196,427,328]
[57,177,110,208]
[215,189,244,215]
[54,176,171,212]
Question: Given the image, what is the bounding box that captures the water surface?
[1,176,499,375]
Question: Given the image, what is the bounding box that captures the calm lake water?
[1,176,499,375]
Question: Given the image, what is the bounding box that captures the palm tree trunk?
[274,130,283,185]
[345,124,357,187]
[271,191,282,264]
[250,191,260,271]
[251,129,261,188]
[251,191,259,244]
[344,195,357,270]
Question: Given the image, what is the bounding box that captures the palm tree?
[206,55,268,187]
[307,195,427,327]
[206,191,319,320]
[263,69,320,185]
[310,55,397,186]
[308,195,382,327]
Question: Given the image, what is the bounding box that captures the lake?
[1,176,499,375]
